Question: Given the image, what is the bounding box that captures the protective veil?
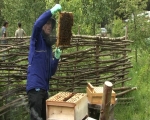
[42,18,56,47]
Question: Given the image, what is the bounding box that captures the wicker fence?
[0,35,136,119]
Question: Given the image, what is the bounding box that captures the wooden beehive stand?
[46,92,88,120]
[56,12,73,47]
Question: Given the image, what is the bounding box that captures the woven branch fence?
[0,35,136,119]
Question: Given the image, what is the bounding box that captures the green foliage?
[1,0,150,119]
[115,0,150,62]
[47,0,115,35]
[115,49,150,119]
[126,17,150,58]
[116,0,147,18]
[116,0,149,45]
[81,0,112,35]
[1,0,46,36]
[0,0,4,25]
[1,0,119,36]
[111,17,125,37]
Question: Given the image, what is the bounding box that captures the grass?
[114,49,150,120]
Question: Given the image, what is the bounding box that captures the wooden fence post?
[100,81,113,120]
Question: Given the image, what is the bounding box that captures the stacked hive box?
[46,92,88,120]
[86,83,116,104]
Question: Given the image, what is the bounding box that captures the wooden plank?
[85,117,97,120]
[47,106,74,120]
[87,82,94,93]
[46,101,76,107]
[75,95,88,120]
[100,81,113,120]
[48,114,74,120]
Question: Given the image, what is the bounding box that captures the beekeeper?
[26,4,62,120]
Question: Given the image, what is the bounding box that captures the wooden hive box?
[86,83,116,104]
[46,92,88,120]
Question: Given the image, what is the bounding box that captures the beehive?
[86,83,116,104]
[57,12,73,47]
[46,92,88,120]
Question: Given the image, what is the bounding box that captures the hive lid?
[87,82,116,96]
[94,87,115,94]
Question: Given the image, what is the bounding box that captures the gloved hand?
[54,47,62,59]
[51,4,62,15]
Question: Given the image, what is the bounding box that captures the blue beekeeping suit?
[26,10,59,92]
